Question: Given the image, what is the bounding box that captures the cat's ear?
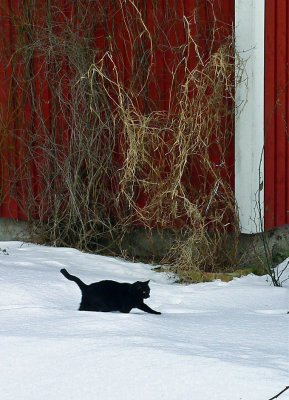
[145,280,150,285]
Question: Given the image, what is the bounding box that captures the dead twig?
[268,386,289,400]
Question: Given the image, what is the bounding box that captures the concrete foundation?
[0,218,30,241]
[0,218,288,270]
[238,224,289,268]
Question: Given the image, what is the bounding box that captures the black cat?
[60,269,161,315]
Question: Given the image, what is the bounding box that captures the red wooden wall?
[0,0,234,223]
[265,0,289,229]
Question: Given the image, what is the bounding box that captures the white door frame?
[235,0,265,233]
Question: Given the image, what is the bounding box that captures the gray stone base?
[0,217,288,270]
[0,218,30,241]
[238,224,289,268]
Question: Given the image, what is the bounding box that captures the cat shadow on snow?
[60,269,161,315]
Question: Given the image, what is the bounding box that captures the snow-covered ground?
[0,241,288,400]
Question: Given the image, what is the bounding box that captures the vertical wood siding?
[265,0,289,228]
[0,0,22,219]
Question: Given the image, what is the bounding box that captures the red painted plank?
[265,0,289,228]
[0,0,19,219]
[287,0,289,224]
[264,0,276,229]
[0,0,11,218]
[275,0,287,226]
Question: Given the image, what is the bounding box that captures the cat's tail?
[60,269,87,292]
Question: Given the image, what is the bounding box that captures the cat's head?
[133,280,150,299]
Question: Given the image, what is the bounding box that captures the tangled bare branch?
[1,0,243,281]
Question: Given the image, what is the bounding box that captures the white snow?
[0,241,288,400]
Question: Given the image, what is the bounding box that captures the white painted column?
[235,0,265,233]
